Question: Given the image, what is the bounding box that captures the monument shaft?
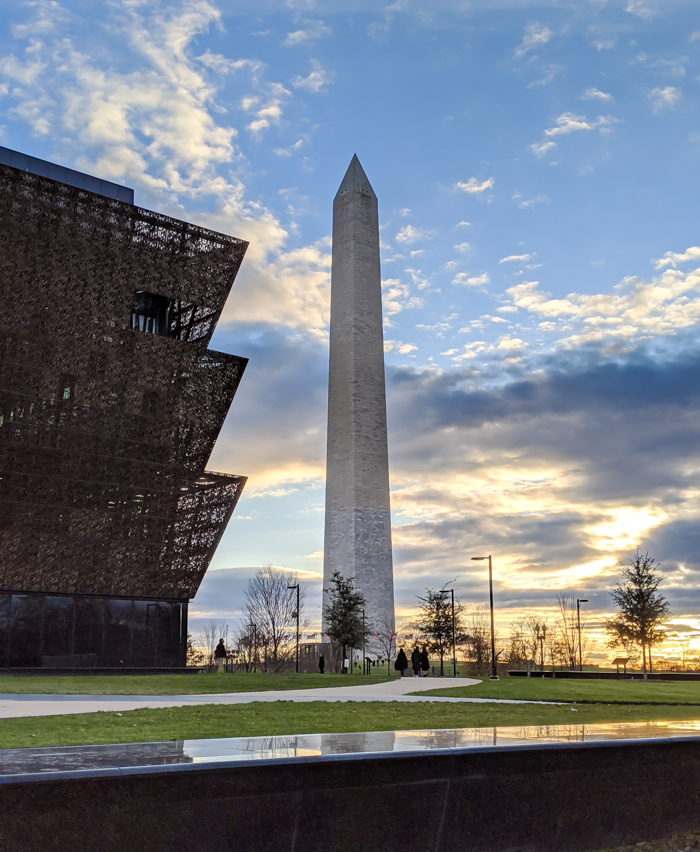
[323,156,395,635]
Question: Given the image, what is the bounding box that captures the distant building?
[0,147,248,668]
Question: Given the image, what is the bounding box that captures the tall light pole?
[451,588,457,678]
[472,555,498,680]
[577,598,588,672]
[288,584,300,674]
[362,609,366,675]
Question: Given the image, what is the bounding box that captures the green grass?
[0,671,394,695]
[2,699,700,749]
[417,677,700,705]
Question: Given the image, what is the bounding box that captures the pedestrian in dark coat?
[394,648,408,676]
[411,646,421,678]
[319,653,325,674]
[214,639,227,672]
[420,645,430,676]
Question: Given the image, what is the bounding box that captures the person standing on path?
[394,648,408,677]
[214,639,227,672]
[411,646,421,678]
[319,654,325,674]
[420,645,430,677]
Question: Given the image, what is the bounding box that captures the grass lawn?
[0,671,395,695]
[418,677,700,705]
[2,698,700,749]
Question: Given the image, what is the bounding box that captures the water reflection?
[3,720,700,777]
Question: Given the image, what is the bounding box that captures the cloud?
[527,64,561,88]
[455,177,494,194]
[513,193,550,210]
[625,1,658,20]
[655,246,700,270]
[514,23,553,59]
[530,140,557,157]
[368,0,407,40]
[690,31,700,43]
[582,88,613,102]
[453,242,471,253]
[453,272,490,286]
[502,262,700,351]
[648,86,682,113]
[242,84,292,134]
[544,112,618,138]
[500,254,532,263]
[291,59,333,92]
[384,339,418,355]
[590,37,617,51]
[282,19,331,46]
[395,224,431,244]
[649,58,686,78]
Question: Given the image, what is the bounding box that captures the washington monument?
[322,155,395,635]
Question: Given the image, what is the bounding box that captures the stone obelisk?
[322,155,395,635]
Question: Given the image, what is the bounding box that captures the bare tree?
[196,620,230,665]
[413,586,465,676]
[555,593,594,670]
[371,613,398,677]
[462,605,490,675]
[507,615,545,676]
[243,565,307,672]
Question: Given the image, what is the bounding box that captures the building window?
[131,291,217,342]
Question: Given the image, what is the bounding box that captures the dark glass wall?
[0,592,186,668]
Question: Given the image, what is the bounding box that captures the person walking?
[319,653,325,674]
[411,646,421,678]
[420,645,430,677]
[214,638,227,672]
[394,648,408,677]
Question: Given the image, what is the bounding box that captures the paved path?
[0,678,561,719]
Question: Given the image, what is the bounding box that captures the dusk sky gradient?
[2,0,700,654]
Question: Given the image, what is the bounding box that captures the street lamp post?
[288,584,300,674]
[362,609,366,675]
[577,598,588,672]
[472,555,499,680]
[451,588,457,678]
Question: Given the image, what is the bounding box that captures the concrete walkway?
[0,678,561,719]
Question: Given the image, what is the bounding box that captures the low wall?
[2,736,700,851]
[509,669,700,680]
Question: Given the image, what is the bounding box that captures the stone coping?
[3,719,700,783]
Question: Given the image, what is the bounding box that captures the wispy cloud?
[625,1,658,20]
[455,177,494,194]
[368,0,407,40]
[500,254,532,263]
[282,19,331,46]
[582,88,613,102]
[395,224,431,244]
[291,59,333,92]
[648,86,682,113]
[544,112,618,137]
[514,23,554,59]
[590,37,617,51]
[513,193,550,210]
[453,272,490,286]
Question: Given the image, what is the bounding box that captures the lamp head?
[471,556,487,561]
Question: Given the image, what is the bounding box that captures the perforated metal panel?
[0,163,248,601]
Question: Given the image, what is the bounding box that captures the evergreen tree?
[413,586,464,676]
[605,549,671,680]
[323,570,370,672]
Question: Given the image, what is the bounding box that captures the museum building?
[0,147,248,669]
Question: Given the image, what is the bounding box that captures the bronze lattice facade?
[0,151,248,668]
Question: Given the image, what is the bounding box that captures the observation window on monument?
[131,291,217,342]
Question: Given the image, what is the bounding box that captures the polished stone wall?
[2,736,699,851]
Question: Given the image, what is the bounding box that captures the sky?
[2,0,700,655]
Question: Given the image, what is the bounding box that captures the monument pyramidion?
[322,155,395,639]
